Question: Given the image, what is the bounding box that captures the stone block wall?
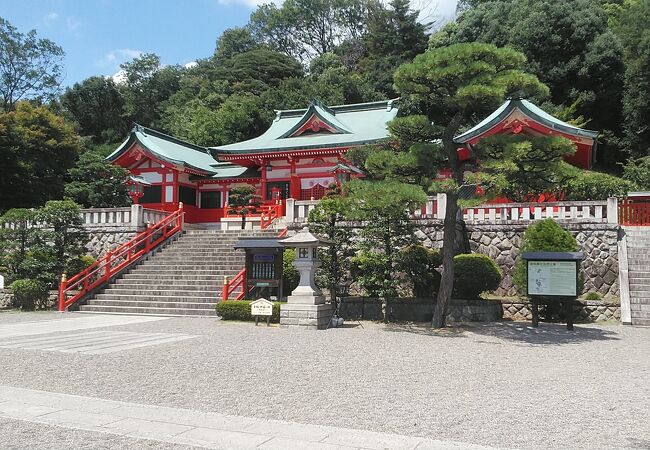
[415,221,619,298]
[501,299,621,322]
[85,227,138,259]
[0,289,12,308]
[338,297,502,323]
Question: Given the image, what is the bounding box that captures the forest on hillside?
[1,0,649,211]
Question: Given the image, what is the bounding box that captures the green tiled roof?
[454,99,599,144]
[210,99,399,156]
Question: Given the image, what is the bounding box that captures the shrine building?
[107,97,599,225]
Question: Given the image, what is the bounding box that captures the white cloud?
[96,49,144,71]
[217,0,282,6]
[184,61,199,69]
[110,69,127,85]
[45,12,59,22]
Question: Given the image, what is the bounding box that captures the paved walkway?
[0,385,496,450]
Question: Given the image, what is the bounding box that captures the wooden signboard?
[251,298,273,326]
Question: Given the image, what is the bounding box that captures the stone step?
[145,257,245,263]
[94,293,220,302]
[121,274,232,282]
[100,288,219,297]
[78,305,216,316]
[86,300,217,309]
[628,265,650,271]
[133,265,242,271]
[114,280,220,289]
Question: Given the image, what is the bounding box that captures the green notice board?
[527,261,577,297]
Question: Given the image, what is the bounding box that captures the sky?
[0,0,458,88]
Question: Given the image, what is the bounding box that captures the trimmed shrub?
[513,219,581,294]
[397,244,442,297]
[350,252,397,298]
[452,254,502,299]
[9,279,49,311]
[65,255,96,277]
[282,249,299,296]
[564,171,633,200]
[215,300,281,322]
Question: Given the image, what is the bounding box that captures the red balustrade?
[58,206,185,311]
[619,197,650,226]
[223,201,284,230]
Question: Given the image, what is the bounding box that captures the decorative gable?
[280,99,352,139]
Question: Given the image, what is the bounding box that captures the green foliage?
[452,254,502,299]
[215,300,281,322]
[436,0,626,143]
[282,249,300,296]
[64,151,130,208]
[65,255,96,277]
[397,244,442,298]
[214,27,259,61]
[584,291,602,301]
[564,170,633,200]
[9,279,49,311]
[623,156,650,190]
[513,219,579,293]
[61,76,128,143]
[0,208,36,282]
[350,252,394,297]
[308,193,355,301]
[0,102,81,211]
[0,17,64,111]
[475,135,576,202]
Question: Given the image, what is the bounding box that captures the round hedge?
[452,254,502,299]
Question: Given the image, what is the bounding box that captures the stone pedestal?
[280,302,334,330]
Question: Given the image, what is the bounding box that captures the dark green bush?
[513,219,581,294]
[584,292,602,301]
[10,279,49,311]
[564,171,633,200]
[65,255,96,277]
[282,249,299,296]
[397,244,442,297]
[350,252,397,298]
[215,300,281,322]
[453,254,502,299]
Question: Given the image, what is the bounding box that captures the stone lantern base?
[280,302,334,330]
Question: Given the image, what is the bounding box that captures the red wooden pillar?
[289,157,300,199]
[260,159,268,201]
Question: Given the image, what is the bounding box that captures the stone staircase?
[625,227,650,326]
[79,229,276,316]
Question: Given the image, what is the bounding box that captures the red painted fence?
[58,206,185,311]
[619,197,650,226]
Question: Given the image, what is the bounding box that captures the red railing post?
[58,273,67,312]
[104,250,112,282]
[222,275,229,301]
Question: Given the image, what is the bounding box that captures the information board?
[527,261,577,296]
[251,298,273,316]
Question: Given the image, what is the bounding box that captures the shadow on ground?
[382,320,621,345]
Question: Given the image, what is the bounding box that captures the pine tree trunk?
[241,214,246,230]
[432,192,459,328]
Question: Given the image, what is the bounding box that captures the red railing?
[221,268,246,301]
[619,197,650,226]
[220,227,288,301]
[223,201,284,230]
[58,206,185,311]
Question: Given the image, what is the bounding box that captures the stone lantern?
[280,227,333,329]
[126,175,151,204]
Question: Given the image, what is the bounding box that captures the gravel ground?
[0,417,202,449]
[0,312,649,450]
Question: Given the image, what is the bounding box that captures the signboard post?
[251,298,273,326]
[522,252,584,331]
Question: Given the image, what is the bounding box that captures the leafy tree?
[433,0,626,163]
[0,208,37,281]
[397,244,442,298]
[623,156,650,190]
[0,17,64,111]
[611,0,650,159]
[119,53,182,128]
[34,200,87,283]
[227,184,261,229]
[358,0,430,96]
[0,102,81,211]
[214,27,259,61]
[64,151,130,207]
[250,0,368,62]
[394,42,548,328]
[346,179,426,301]
[61,76,128,143]
[308,186,355,303]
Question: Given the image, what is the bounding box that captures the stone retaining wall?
[415,221,620,298]
[338,297,503,323]
[0,289,58,309]
[85,228,138,258]
[501,299,621,322]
